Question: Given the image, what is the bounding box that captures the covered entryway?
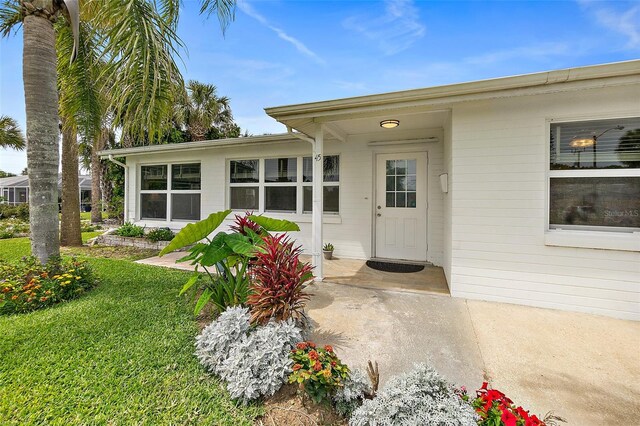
[375,152,428,261]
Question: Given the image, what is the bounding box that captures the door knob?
[377,205,381,210]
[377,213,381,217]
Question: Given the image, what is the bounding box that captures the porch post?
[312,125,324,280]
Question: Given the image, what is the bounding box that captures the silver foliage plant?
[218,318,303,403]
[333,368,372,417]
[195,306,304,404]
[349,363,478,426]
[195,306,251,376]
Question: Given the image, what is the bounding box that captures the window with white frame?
[228,155,340,214]
[140,163,201,221]
[549,116,640,231]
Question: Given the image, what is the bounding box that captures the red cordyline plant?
[468,382,565,426]
[248,233,313,325]
[229,211,262,236]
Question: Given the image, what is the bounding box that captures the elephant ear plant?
[159,210,303,315]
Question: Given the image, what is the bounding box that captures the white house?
[100,60,640,321]
[0,174,93,211]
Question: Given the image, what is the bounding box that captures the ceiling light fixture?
[380,119,400,129]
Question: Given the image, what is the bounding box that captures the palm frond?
[0,115,26,150]
[0,0,21,38]
[199,0,236,33]
[88,0,184,143]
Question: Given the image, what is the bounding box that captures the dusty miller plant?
[218,318,303,403]
[349,363,478,426]
[195,306,251,375]
[333,368,372,418]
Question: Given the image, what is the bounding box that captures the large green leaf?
[194,287,213,315]
[224,233,256,256]
[160,210,231,256]
[248,215,300,232]
[200,232,233,266]
[179,271,200,296]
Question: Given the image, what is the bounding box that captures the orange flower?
[40,297,47,302]
[296,342,308,350]
[313,362,322,371]
[323,369,332,378]
[309,350,319,361]
[11,295,18,300]
[324,345,333,353]
[308,342,316,349]
[292,363,302,371]
[1,287,10,293]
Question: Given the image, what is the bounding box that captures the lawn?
[0,236,261,425]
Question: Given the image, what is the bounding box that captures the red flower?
[296,342,308,350]
[324,345,333,353]
[309,350,319,361]
[313,361,322,371]
[308,342,316,348]
[501,408,518,426]
[292,363,302,371]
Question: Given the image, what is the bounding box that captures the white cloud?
[578,1,640,48]
[343,0,426,55]
[237,0,326,65]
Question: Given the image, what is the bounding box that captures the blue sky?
[1,0,639,174]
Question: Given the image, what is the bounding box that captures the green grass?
[0,237,261,425]
[79,212,108,221]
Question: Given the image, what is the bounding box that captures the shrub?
[146,227,174,242]
[0,203,29,221]
[80,220,101,233]
[248,233,313,325]
[289,341,350,405]
[349,363,478,426]
[116,222,145,238]
[195,306,251,375]
[0,257,96,315]
[334,369,372,417]
[218,318,304,403]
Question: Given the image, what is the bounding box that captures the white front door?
[375,152,427,261]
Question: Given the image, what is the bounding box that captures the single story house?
[100,60,640,321]
[0,174,93,211]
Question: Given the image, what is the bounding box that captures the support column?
[312,125,324,280]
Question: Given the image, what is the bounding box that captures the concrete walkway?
[307,282,640,426]
[136,252,640,425]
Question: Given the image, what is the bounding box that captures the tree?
[1,0,236,263]
[21,167,28,175]
[59,122,82,246]
[177,80,236,141]
[0,170,17,178]
[0,115,26,150]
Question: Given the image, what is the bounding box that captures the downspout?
[107,155,128,223]
[286,125,324,281]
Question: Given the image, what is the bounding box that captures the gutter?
[106,155,128,223]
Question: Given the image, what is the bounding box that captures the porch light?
[380,119,400,129]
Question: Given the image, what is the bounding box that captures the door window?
[385,159,417,208]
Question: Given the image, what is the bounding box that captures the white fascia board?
[265,60,640,122]
[98,134,297,158]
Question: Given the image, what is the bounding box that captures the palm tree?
[0,0,236,263]
[0,115,26,150]
[177,80,236,141]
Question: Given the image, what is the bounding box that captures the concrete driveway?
[307,282,640,426]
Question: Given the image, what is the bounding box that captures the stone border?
[94,234,170,251]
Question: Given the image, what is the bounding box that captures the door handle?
[377,213,382,217]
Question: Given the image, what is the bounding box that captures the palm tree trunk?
[90,130,105,223]
[23,10,60,263]
[60,123,82,246]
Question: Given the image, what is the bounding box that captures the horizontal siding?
[450,83,640,320]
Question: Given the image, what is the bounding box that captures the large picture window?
[228,155,340,215]
[140,163,201,221]
[549,117,640,231]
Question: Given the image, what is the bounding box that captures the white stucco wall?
[449,83,640,320]
[124,128,445,265]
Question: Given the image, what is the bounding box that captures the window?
[140,163,201,221]
[228,155,340,214]
[385,159,417,208]
[549,117,640,231]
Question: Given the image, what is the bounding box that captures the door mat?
[365,260,425,273]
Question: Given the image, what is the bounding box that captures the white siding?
[124,129,446,265]
[449,84,640,320]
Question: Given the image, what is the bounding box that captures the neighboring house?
[99,60,640,320]
[0,175,93,212]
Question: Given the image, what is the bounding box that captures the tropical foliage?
[0,115,25,150]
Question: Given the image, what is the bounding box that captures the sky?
[1,0,639,175]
